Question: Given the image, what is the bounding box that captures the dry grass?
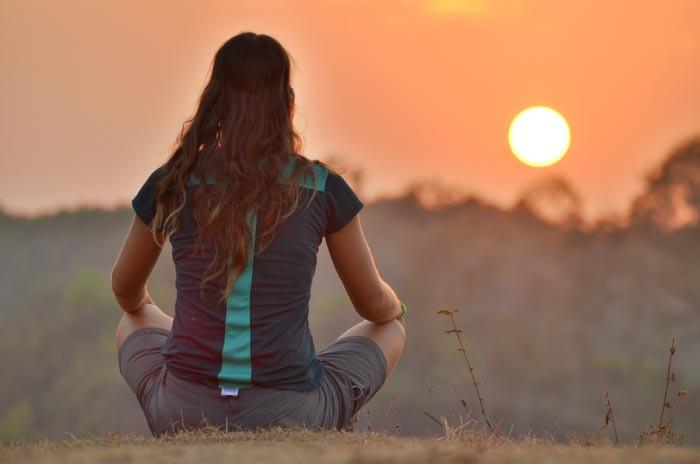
[1,315,694,463]
[1,428,698,464]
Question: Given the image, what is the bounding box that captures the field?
[1,428,698,464]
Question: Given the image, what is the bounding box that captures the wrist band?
[399,301,408,319]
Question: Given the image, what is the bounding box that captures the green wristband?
[399,301,408,319]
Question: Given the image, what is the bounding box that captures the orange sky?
[1,0,699,220]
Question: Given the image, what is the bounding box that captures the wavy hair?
[148,32,329,304]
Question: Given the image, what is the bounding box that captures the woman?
[110,31,406,437]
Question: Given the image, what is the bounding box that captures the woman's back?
[112,32,405,436]
[131,156,363,393]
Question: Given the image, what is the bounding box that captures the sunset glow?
[508,106,571,168]
[1,0,699,220]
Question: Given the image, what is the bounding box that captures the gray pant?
[118,327,387,436]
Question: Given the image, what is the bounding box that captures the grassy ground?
[1,428,698,464]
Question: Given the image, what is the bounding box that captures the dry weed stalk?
[423,384,444,430]
[381,395,397,434]
[423,384,474,439]
[364,409,373,432]
[423,409,485,442]
[636,337,689,445]
[437,308,496,434]
[600,387,618,445]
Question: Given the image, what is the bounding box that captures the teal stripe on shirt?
[280,158,328,191]
[188,157,326,389]
[217,208,256,389]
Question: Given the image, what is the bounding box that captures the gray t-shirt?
[131,156,363,391]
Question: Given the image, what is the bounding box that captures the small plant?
[636,337,689,445]
[600,387,619,445]
[437,309,497,434]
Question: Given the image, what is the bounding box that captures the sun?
[508,106,571,167]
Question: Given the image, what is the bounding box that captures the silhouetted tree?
[402,179,470,209]
[515,176,583,228]
[631,135,700,230]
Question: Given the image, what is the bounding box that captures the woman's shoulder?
[283,155,327,191]
[142,164,167,184]
[289,155,357,194]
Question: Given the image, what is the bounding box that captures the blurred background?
[0,0,698,444]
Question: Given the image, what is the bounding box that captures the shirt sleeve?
[324,171,364,235]
[131,166,164,226]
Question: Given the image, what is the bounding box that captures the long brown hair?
[149,32,328,303]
